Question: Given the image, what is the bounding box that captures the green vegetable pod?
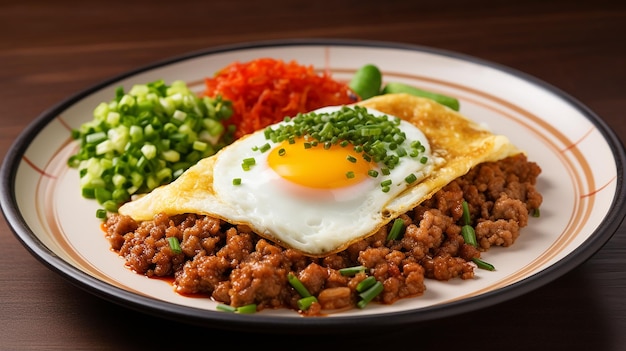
[349,64,383,100]
[381,82,460,111]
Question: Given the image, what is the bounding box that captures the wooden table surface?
[1,0,625,349]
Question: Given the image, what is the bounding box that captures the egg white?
[209,106,433,253]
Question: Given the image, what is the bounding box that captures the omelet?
[356,93,520,216]
[118,93,521,257]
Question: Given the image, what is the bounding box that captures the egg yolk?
[267,138,373,189]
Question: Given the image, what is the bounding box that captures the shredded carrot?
[203,58,358,139]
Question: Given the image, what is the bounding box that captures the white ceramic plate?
[2,39,625,333]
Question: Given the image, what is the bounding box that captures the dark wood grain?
[1,0,625,349]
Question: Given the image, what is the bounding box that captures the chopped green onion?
[360,126,382,137]
[216,303,258,314]
[346,171,355,179]
[128,125,143,142]
[297,296,318,311]
[192,140,208,152]
[356,276,377,292]
[141,144,157,160]
[241,157,256,171]
[232,178,242,185]
[94,187,112,204]
[95,208,107,219]
[346,155,357,163]
[368,170,379,178]
[339,265,367,276]
[67,80,234,216]
[461,225,478,247]
[162,149,180,163]
[172,109,187,121]
[259,143,271,153]
[278,148,286,156]
[531,207,541,217]
[395,146,407,157]
[216,304,237,313]
[357,281,384,309]
[235,304,257,314]
[102,200,119,212]
[404,173,417,184]
[472,257,495,271]
[85,131,107,144]
[81,187,95,199]
[387,218,405,241]
[167,236,182,254]
[287,273,311,297]
[462,200,471,225]
[380,179,392,188]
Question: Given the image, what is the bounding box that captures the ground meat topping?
[104,153,542,316]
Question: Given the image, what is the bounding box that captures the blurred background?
[2,0,624,139]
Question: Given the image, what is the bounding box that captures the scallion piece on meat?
[236,304,257,314]
[167,237,182,254]
[216,304,237,313]
[297,296,318,311]
[287,273,311,297]
[461,225,478,247]
[357,281,384,309]
[356,276,377,293]
[339,265,367,276]
[386,218,405,241]
[472,257,495,271]
[531,207,541,217]
[462,200,471,225]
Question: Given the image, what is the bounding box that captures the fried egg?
[118,93,521,256]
